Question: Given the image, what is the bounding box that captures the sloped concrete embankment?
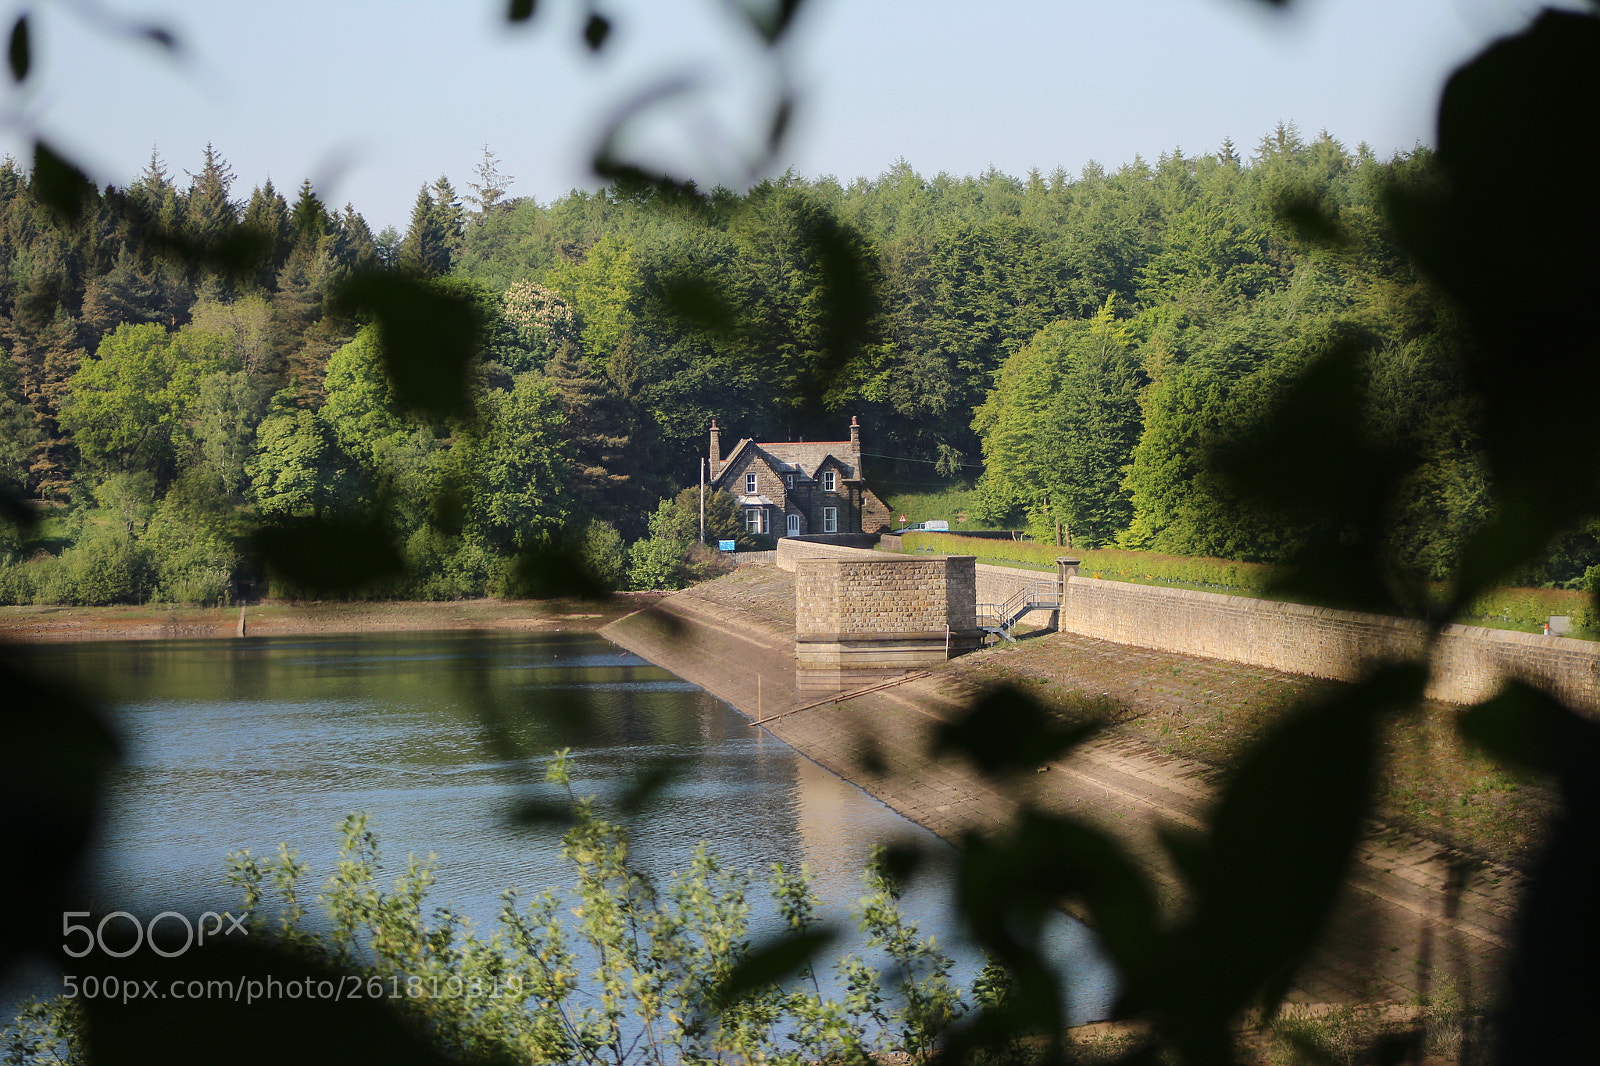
[600,583,1518,1009]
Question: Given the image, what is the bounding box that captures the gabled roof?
[713,439,798,486]
[714,438,856,486]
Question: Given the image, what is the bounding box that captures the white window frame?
[745,472,758,494]
[785,474,794,489]
[823,506,838,533]
[786,513,800,537]
[822,470,836,492]
[745,507,767,534]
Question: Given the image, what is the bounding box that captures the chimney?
[849,415,861,474]
[709,419,722,478]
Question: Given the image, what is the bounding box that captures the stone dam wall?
[778,539,1600,710]
[791,549,981,667]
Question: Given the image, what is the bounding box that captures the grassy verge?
[899,531,1599,640]
[877,482,1003,533]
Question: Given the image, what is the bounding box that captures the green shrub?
[2,754,986,1066]
[44,527,154,606]
[627,536,687,591]
[144,505,239,606]
[577,518,628,592]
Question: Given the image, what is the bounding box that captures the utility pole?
[699,458,706,543]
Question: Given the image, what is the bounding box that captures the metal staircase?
[977,580,1062,642]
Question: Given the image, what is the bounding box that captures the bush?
[576,518,628,592]
[44,527,154,606]
[2,756,990,1066]
[627,536,688,591]
[144,505,239,606]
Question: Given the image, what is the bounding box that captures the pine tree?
[241,179,291,288]
[288,180,331,256]
[430,175,465,267]
[543,341,637,528]
[184,143,239,247]
[466,144,513,217]
[335,204,378,271]
[398,185,447,275]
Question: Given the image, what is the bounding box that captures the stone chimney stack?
[709,419,722,478]
[849,415,861,473]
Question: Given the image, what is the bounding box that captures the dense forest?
[0,125,1582,604]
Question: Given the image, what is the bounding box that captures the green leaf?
[931,684,1099,779]
[615,754,685,816]
[1457,679,1600,778]
[250,515,405,595]
[8,14,29,83]
[710,927,838,1008]
[658,272,735,336]
[31,140,94,223]
[736,0,807,44]
[503,543,612,600]
[1275,191,1347,246]
[0,649,117,970]
[1144,663,1426,1033]
[335,273,478,419]
[78,936,471,1066]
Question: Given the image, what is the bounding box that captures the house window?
[745,472,758,494]
[786,513,800,537]
[786,474,794,489]
[823,506,838,533]
[745,507,767,533]
[822,471,836,492]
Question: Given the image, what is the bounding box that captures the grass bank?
[898,531,1599,640]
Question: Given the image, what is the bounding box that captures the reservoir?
[14,630,1115,1026]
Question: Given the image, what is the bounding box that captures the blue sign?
[718,540,736,552]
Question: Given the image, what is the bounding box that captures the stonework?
[788,542,1600,712]
[793,554,981,667]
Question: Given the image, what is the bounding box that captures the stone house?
[707,417,893,538]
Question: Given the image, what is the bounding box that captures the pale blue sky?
[0,0,1562,231]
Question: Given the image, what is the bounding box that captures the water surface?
[16,630,1115,1023]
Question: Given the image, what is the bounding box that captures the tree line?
[0,125,1578,605]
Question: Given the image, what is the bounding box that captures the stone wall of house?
[795,555,978,637]
[859,487,894,534]
[786,542,1600,710]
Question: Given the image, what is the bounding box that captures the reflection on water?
[13,631,1115,1024]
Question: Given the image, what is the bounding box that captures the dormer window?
[822,471,836,492]
[786,474,794,489]
[745,472,758,494]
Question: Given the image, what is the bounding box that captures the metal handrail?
[977,580,1061,640]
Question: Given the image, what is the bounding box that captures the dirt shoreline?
[0,595,662,643]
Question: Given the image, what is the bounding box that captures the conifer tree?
[335,204,378,271]
[430,175,466,266]
[184,143,239,247]
[466,144,513,216]
[241,179,292,288]
[543,341,632,523]
[399,185,448,275]
[288,180,331,256]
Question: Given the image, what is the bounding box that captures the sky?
[0,0,1565,232]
